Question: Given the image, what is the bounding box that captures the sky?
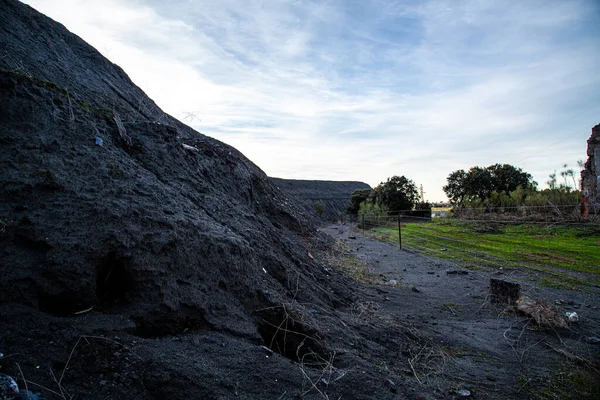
[23,0,600,201]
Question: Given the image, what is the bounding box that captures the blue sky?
[23,0,600,200]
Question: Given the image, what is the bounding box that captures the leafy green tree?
[487,164,535,193]
[348,189,373,214]
[373,175,419,213]
[443,169,468,204]
[443,164,535,204]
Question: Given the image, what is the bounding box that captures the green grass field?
[371,220,600,289]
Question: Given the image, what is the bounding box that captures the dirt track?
[321,223,600,399]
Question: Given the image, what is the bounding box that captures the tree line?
[347,163,582,218]
[442,163,581,213]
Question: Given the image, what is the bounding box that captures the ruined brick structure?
[581,123,600,214]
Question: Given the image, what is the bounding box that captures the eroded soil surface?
[320,223,600,399]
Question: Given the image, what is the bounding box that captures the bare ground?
[320,223,600,399]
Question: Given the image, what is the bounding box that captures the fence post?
[397,213,402,250]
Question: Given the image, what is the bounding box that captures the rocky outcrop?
[270,178,371,221]
[581,123,600,214]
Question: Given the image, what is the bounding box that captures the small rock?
[411,287,420,293]
[0,374,19,396]
[348,236,357,240]
[446,270,468,275]
[427,271,434,274]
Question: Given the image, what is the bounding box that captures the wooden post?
[361,214,365,234]
[397,214,402,250]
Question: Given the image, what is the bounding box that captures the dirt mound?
[0,0,324,331]
[270,178,371,221]
[0,2,421,399]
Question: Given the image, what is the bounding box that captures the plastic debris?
[259,345,273,354]
[95,136,103,146]
[387,379,397,393]
[262,268,267,274]
[308,309,318,314]
[457,389,471,397]
[389,279,398,285]
[308,252,314,260]
[182,143,199,152]
[565,311,579,322]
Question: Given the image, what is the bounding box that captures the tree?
[443,169,468,204]
[348,189,373,214]
[487,164,534,193]
[373,176,419,213]
[443,164,535,204]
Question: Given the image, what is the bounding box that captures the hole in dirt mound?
[258,309,331,368]
[132,305,210,338]
[96,252,133,307]
[38,290,88,316]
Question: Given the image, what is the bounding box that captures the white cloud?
[23,0,600,200]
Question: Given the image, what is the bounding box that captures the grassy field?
[371,220,600,289]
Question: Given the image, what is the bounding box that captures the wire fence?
[343,207,600,290]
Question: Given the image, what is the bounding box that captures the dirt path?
[321,224,600,399]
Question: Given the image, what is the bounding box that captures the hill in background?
[271,178,371,221]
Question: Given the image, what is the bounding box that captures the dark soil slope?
[271,178,371,221]
[0,2,422,399]
[0,0,326,332]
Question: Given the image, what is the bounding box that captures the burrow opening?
[257,308,331,368]
[96,251,133,308]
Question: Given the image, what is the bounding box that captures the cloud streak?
[24,0,600,199]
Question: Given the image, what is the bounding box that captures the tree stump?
[489,278,521,305]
